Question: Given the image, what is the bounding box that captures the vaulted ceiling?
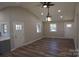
[0,2,76,21]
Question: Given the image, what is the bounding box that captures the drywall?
[0,6,43,50]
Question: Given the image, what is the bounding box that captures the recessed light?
[41,12,44,15]
[58,10,61,13]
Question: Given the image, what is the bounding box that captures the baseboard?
[44,36,74,39]
[23,37,43,46]
[11,48,16,51]
[11,37,43,51]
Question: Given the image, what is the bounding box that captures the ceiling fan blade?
[48,2,51,4]
[40,2,48,5]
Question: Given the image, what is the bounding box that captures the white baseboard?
[23,37,43,46]
[44,36,74,39]
[11,48,16,51]
[11,37,43,51]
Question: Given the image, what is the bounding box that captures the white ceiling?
[0,2,76,21]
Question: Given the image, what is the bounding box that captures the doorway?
[13,22,24,49]
[64,22,74,39]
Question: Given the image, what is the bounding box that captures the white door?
[13,22,24,49]
[64,22,73,38]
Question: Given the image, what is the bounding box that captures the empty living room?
[0,0,79,58]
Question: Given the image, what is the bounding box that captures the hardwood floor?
[0,38,77,57]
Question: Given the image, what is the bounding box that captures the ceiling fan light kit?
[46,6,52,21]
[43,4,47,8]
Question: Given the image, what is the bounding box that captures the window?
[66,24,72,28]
[3,24,8,33]
[50,23,56,32]
[16,24,22,31]
[36,23,41,33]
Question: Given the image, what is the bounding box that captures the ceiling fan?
[40,2,55,8]
[40,2,55,21]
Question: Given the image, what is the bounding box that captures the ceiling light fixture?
[43,4,47,8]
[46,16,52,21]
[46,7,52,21]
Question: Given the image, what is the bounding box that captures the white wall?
[0,6,43,50]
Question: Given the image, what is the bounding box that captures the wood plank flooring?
[0,38,77,57]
